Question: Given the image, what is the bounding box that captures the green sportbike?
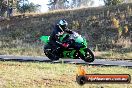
[40,31,94,62]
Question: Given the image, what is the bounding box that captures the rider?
[45,19,73,56]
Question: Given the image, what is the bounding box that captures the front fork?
[79,48,87,57]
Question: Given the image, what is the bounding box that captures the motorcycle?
[40,31,94,62]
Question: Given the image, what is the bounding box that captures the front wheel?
[80,48,95,62]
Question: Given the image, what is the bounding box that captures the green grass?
[0,61,132,88]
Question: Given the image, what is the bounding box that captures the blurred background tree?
[1,0,132,17]
[0,0,7,16]
[16,0,41,13]
[47,0,69,10]
[70,0,94,8]
[0,0,41,17]
[102,0,123,6]
[47,0,94,10]
[124,0,132,3]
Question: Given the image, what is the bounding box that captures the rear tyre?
[44,49,59,61]
[80,48,94,62]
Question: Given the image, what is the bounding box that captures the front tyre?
[80,48,95,62]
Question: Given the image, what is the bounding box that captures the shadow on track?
[0,58,132,68]
[0,58,72,64]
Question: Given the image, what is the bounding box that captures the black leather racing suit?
[44,24,73,56]
[49,24,73,45]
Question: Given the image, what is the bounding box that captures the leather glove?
[62,43,69,48]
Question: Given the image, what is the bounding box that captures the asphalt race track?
[0,55,132,67]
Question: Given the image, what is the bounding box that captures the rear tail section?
[40,36,50,44]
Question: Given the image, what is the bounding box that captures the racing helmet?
[58,20,68,31]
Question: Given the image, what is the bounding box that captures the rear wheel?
[80,48,94,62]
[44,49,59,61]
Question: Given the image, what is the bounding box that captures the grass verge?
[0,47,132,60]
[94,51,132,60]
[0,47,44,56]
[0,61,132,88]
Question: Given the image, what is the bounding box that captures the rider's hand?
[62,43,69,48]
